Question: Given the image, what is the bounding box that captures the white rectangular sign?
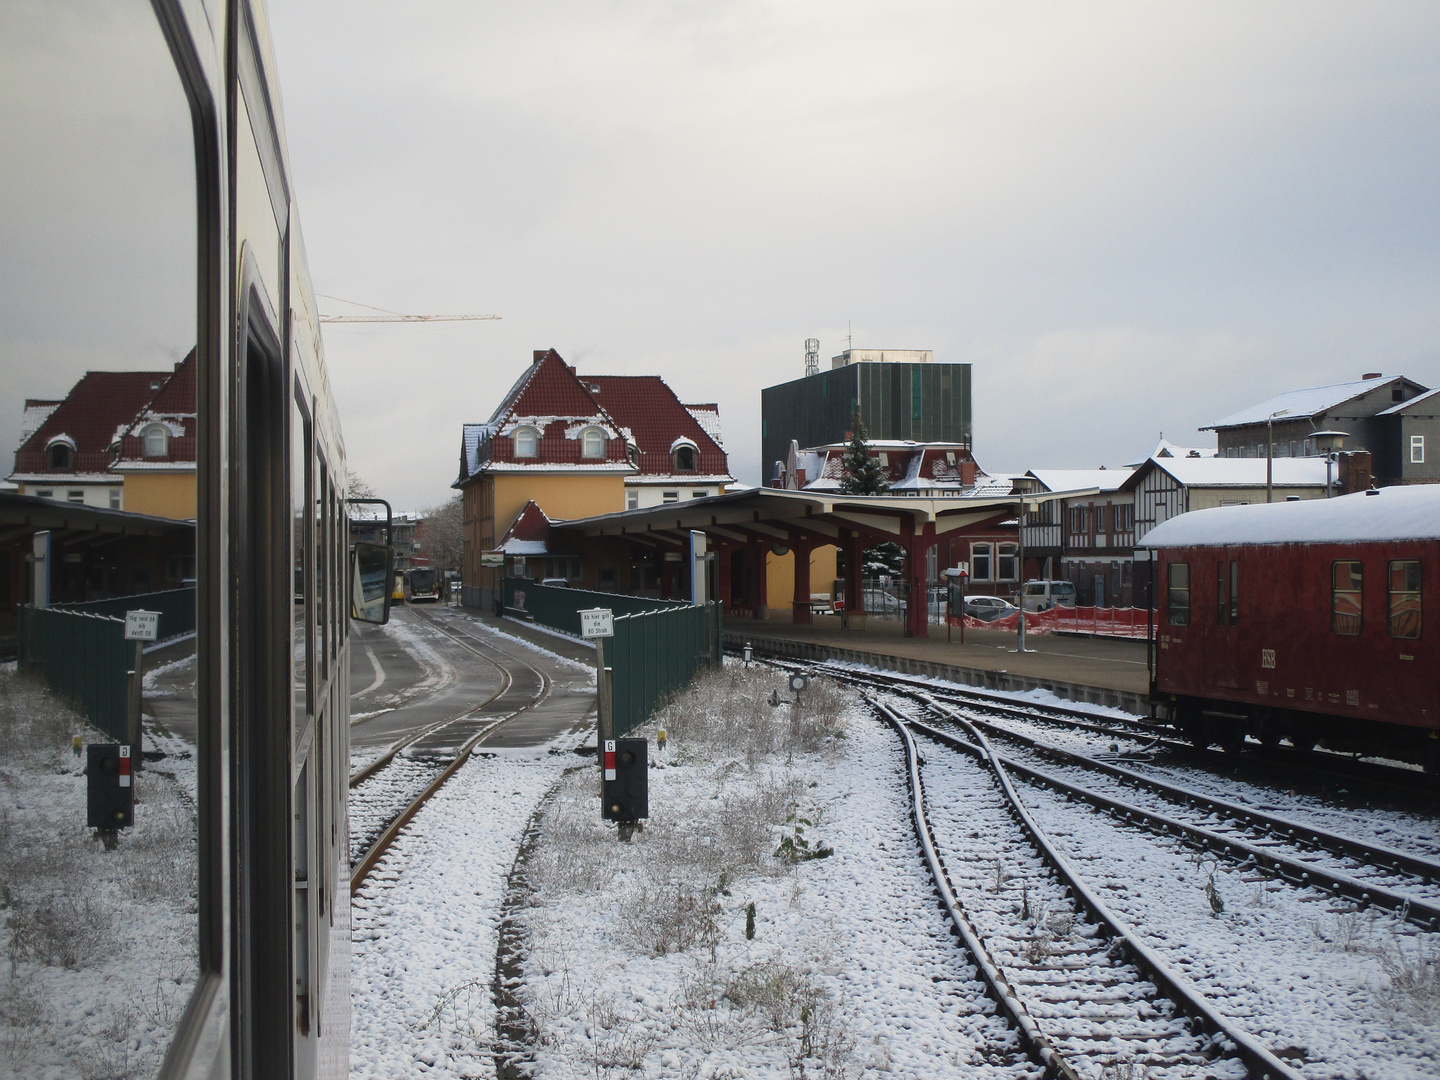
[124,610,159,641]
[579,608,614,639]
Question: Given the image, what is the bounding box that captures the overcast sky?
[4,2,1439,510]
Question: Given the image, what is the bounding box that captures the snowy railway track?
[916,698,1440,927]
[348,612,552,894]
[873,693,1304,1080]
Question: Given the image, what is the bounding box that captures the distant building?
[1203,373,1435,485]
[760,348,972,487]
[8,369,174,510]
[454,349,733,609]
[1017,468,1137,606]
[110,351,197,519]
[773,439,980,495]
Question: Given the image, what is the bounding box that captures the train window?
[1167,562,1190,626]
[293,393,312,716]
[1388,560,1422,639]
[1216,562,1228,626]
[316,459,329,677]
[1230,560,1239,626]
[1332,561,1363,635]
[1,5,199,1073]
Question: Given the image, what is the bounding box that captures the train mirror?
[351,542,393,624]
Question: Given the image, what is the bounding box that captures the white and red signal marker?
[603,739,616,781]
[119,744,132,788]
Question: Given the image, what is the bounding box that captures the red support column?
[844,529,864,627]
[790,533,814,625]
[904,520,936,638]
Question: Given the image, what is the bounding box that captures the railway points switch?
[86,743,134,832]
[602,738,648,822]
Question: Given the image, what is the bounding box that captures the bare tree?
[345,466,375,500]
[418,495,463,571]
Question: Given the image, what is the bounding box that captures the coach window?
[2,4,200,1071]
[1331,561,1363,635]
[1167,562,1190,626]
[1216,562,1228,626]
[1388,560,1422,639]
[316,460,329,677]
[1229,560,1239,625]
[293,393,311,716]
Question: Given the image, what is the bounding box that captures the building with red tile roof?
[454,348,733,609]
[8,368,174,511]
[110,350,198,519]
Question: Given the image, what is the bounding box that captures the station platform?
[722,612,1152,714]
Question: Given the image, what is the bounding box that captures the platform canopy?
[555,486,1081,637]
[557,485,1026,545]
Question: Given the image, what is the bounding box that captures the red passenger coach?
[1145,486,1440,769]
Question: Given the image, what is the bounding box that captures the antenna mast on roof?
[804,338,820,377]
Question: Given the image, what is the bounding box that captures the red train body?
[1146,486,1440,768]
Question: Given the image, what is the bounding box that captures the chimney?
[1338,450,1372,494]
[1362,372,1382,380]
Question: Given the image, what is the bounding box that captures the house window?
[1331,561,1363,635]
[996,543,1018,582]
[141,424,169,457]
[691,490,707,500]
[1167,562,1190,626]
[581,428,606,459]
[512,427,538,458]
[674,445,697,472]
[1388,560,1422,639]
[970,542,993,581]
[109,490,121,509]
[627,445,639,467]
[598,564,617,589]
[167,555,197,581]
[662,491,678,503]
[35,489,53,499]
[1412,435,1426,464]
[67,490,83,503]
[48,443,72,469]
[1070,506,1088,533]
[627,490,639,510]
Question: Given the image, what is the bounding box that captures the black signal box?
[87,743,134,830]
[602,738,648,822]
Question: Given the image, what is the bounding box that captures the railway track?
[348,610,554,894]
[875,693,1302,1080]
[734,643,1438,796]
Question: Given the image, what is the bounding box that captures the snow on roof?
[1205,376,1411,429]
[1378,387,1440,415]
[685,404,724,448]
[1026,468,1132,494]
[1143,484,1440,547]
[1125,439,1215,467]
[1142,456,1333,488]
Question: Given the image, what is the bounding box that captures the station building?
[455,349,734,610]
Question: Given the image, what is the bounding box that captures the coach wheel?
[1425,739,1440,776]
[1290,736,1317,754]
[1217,722,1246,755]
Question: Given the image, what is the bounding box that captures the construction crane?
[316,293,500,324]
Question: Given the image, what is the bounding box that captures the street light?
[1266,409,1291,503]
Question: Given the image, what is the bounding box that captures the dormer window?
[581,428,606,459]
[48,443,73,470]
[626,444,640,467]
[674,445,697,472]
[141,424,170,457]
[512,426,539,459]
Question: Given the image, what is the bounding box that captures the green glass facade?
[760,363,972,484]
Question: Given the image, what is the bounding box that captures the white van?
[1019,579,1078,612]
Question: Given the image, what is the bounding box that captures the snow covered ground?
[0,672,197,1080]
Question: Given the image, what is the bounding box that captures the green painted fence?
[502,578,686,636]
[54,586,196,641]
[18,605,130,741]
[609,602,720,736]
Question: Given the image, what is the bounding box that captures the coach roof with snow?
[1142,484,1440,548]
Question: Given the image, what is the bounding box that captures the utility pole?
[1266,409,1291,504]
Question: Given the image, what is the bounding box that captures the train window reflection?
[1388,560,1421,639]
[1167,562,1189,626]
[1332,561,1363,636]
[0,1,198,1073]
[293,393,311,716]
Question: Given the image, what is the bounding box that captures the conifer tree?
[839,407,889,496]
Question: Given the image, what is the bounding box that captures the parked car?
[963,595,1019,622]
[540,577,570,588]
[1019,579,1078,612]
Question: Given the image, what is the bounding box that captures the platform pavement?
[724,612,1152,713]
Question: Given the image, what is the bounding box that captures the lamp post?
[1266,409,1291,504]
